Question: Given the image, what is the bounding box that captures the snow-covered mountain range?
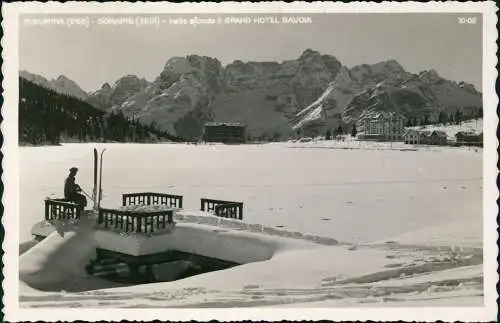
[21,49,482,140]
[19,70,89,101]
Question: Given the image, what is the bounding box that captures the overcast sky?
[20,13,482,92]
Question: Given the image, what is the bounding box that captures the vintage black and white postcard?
[1,1,498,321]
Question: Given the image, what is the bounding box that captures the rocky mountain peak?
[20,70,88,100]
[349,59,409,87]
[299,48,322,60]
[458,81,480,95]
[158,55,224,93]
[380,59,404,70]
[83,50,481,140]
[55,75,71,82]
[113,75,145,87]
[163,55,222,73]
[101,82,111,90]
[418,69,441,83]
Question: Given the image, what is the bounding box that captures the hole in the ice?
[85,250,240,286]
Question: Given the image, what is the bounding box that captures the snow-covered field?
[17,142,485,309]
[20,143,482,244]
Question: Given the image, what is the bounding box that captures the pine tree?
[423,115,430,126]
[438,111,448,125]
[325,129,332,140]
[456,110,463,125]
[351,123,358,137]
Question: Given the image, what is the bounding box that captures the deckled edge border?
[1,1,498,322]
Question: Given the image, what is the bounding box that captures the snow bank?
[93,221,314,264]
[19,208,484,307]
[20,216,98,290]
[368,219,482,255]
[21,210,321,293]
[19,240,38,255]
[175,211,341,246]
[90,210,323,264]
[19,230,97,289]
[19,241,483,308]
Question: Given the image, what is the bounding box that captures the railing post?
[45,200,50,220]
[122,195,127,206]
[137,216,142,233]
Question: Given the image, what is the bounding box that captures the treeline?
[19,78,184,145]
[405,108,482,127]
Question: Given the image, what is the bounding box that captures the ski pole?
[81,189,95,201]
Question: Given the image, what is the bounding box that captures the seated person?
[64,167,87,216]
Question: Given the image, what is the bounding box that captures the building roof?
[205,122,246,127]
[402,129,419,136]
[455,131,478,137]
[403,129,432,136]
[431,130,447,137]
[357,111,406,121]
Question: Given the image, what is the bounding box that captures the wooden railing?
[122,192,183,209]
[200,198,243,220]
[98,208,174,234]
[45,198,79,220]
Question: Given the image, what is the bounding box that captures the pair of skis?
[93,148,106,210]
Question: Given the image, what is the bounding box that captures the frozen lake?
[19,143,482,244]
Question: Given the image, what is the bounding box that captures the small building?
[455,131,483,147]
[403,129,420,144]
[419,131,432,144]
[403,129,432,145]
[204,122,246,144]
[429,131,448,145]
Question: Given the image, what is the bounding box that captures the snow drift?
[20,230,97,290]
[21,210,322,292]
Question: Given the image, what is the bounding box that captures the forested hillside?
[19,77,182,145]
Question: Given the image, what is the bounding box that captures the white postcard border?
[2,1,498,321]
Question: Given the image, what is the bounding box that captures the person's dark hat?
[69,167,78,173]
